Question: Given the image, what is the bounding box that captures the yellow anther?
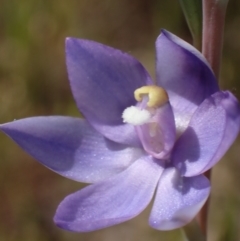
[134,86,169,108]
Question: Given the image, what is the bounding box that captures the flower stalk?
[202,0,229,79]
[199,0,229,237]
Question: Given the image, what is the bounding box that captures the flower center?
[122,85,174,160]
[122,85,169,126]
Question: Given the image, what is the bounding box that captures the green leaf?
[179,0,202,50]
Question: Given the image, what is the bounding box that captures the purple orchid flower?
[1,30,240,232]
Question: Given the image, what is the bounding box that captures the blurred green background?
[0,0,240,241]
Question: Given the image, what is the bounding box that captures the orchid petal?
[54,156,164,232]
[149,167,210,230]
[66,38,153,146]
[0,116,143,183]
[137,102,176,159]
[173,91,240,176]
[156,30,218,132]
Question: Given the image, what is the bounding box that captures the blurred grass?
[0,0,240,240]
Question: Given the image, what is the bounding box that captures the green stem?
[179,0,202,51]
